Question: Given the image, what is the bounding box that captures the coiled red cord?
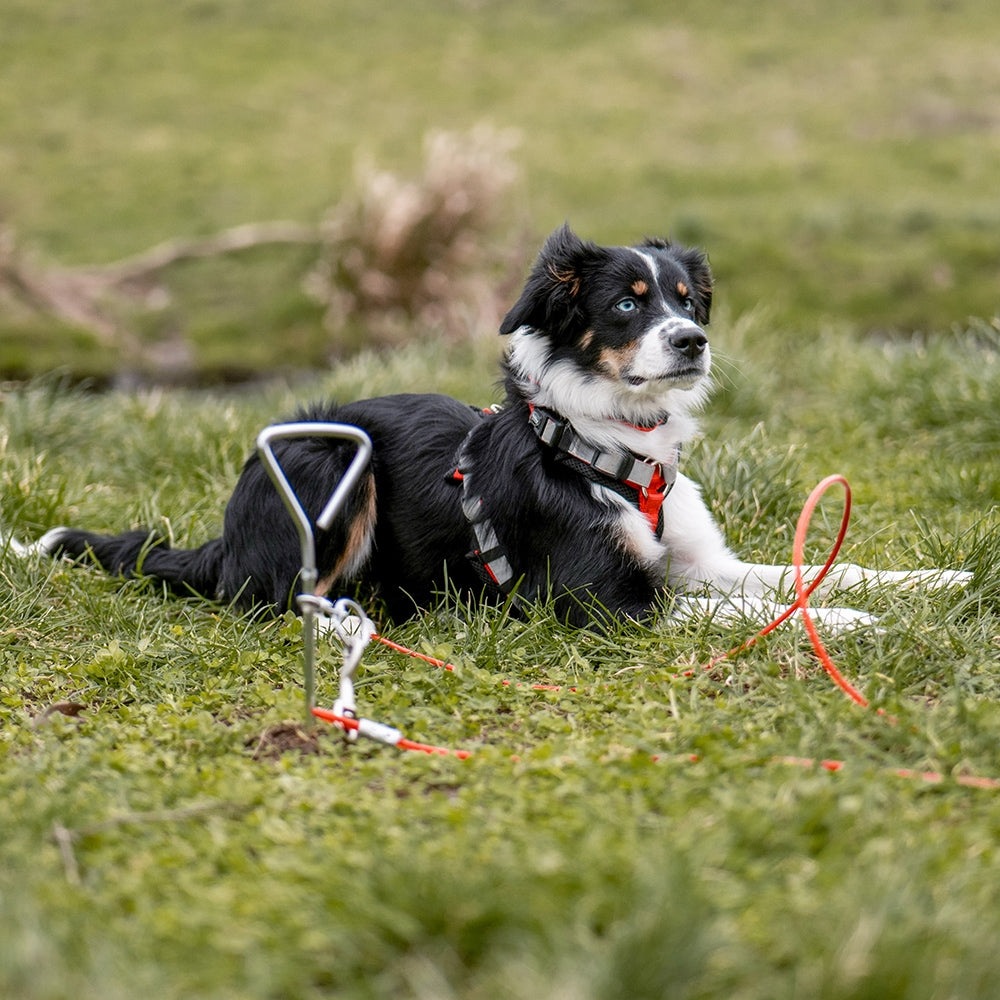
[791,475,871,705]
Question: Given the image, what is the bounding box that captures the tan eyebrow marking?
[676,281,689,298]
[631,279,648,296]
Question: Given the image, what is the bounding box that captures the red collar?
[618,416,669,433]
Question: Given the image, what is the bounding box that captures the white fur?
[2,526,69,559]
[506,324,971,630]
[506,327,708,458]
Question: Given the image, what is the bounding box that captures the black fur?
[499,224,712,339]
[51,225,716,627]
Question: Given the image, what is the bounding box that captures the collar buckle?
[622,458,658,490]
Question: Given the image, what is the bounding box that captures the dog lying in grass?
[6,225,970,627]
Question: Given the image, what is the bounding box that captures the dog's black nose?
[668,328,709,359]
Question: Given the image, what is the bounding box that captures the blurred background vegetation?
[1,0,997,385]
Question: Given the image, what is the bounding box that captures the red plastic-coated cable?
[773,756,1000,790]
[312,477,996,789]
[318,477,861,757]
[790,475,890,714]
[371,635,454,670]
[701,473,853,672]
[371,634,583,691]
[311,706,471,758]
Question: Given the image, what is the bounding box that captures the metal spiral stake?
[256,422,373,726]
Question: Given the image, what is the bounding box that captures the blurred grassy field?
[1,0,998,381]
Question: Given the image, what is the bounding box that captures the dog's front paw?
[819,564,973,594]
[804,606,880,631]
[876,567,974,591]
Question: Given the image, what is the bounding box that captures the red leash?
[369,634,584,691]
[790,475,871,706]
[313,476,993,788]
[701,473,851,671]
[367,475,856,690]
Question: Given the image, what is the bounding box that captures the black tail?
[51,528,226,602]
[45,403,382,616]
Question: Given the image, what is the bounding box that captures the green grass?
[3,319,1000,998]
[2,0,999,380]
[3,1,1000,994]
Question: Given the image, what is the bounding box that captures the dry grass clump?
[307,124,527,346]
[0,125,526,381]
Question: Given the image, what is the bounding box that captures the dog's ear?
[499,223,604,337]
[677,246,713,326]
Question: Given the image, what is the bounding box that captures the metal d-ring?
[256,422,373,725]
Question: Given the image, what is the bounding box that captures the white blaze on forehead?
[629,247,660,285]
[629,246,701,325]
[629,248,675,311]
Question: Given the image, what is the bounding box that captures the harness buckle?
[622,457,658,490]
[529,406,568,448]
[592,449,632,480]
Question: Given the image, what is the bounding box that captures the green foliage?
[2,323,1000,998]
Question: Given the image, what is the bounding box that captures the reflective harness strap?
[455,470,518,595]
[448,403,681,602]
[447,407,523,605]
[527,405,678,538]
[451,467,522,608]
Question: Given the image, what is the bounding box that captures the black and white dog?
[7,225,969,627]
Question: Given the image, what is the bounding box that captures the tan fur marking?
[314,472,377,596]
[548,264,581,297]
[579,329,594,350]
[598,343,638,378]
[676,281,689,298]
[631,279,648,296]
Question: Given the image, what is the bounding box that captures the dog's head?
[500,224,713,421]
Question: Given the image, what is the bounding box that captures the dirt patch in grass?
[247,721,323,760]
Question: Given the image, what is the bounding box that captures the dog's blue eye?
[615,298,637,313]
[682,297,695,314]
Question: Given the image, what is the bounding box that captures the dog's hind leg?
[213,438,380,612]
